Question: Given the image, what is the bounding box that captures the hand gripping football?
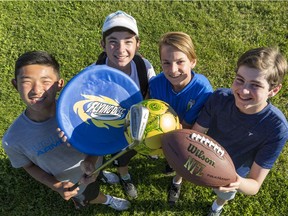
[161,129,237,187]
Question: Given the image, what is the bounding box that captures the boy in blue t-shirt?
[149,32,213,205]
[192,47,288,216]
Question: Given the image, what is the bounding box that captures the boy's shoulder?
[132,54,148,74]
[267,103,288,128]
[208,88,234,105]
[133,54,149,97]
[192,71,213,88]
[195,72,210,83]
[214,87,232,94]
[2,112,26,142]
[149,72,165,83]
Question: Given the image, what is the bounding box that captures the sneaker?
[120,178,138,199]
[168,182,181,205]
[108,196,131,211]
[99,171,120,184]
[146,155,159,160]
[207,207,223,216]
[164,163,175,175]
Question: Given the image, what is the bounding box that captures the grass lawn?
[0,1,288,215]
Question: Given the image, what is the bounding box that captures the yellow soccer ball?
[124,99,180,156]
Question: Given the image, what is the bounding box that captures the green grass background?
[0,1,288,216]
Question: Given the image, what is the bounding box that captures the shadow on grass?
[0,155,213,215]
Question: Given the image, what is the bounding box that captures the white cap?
[102,10,139,36]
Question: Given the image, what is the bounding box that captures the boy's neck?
[25,105,56,122]
[107,59,132,76]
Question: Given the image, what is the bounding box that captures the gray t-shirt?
[2,112,91,195]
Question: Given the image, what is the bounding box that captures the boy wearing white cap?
[96,10,156,199]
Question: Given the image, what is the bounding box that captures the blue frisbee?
[57,65,143,155]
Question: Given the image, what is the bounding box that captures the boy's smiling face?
[13,64,64,121]
[231,65,281,114]
[103,31,139,73]
[160,45,196,92]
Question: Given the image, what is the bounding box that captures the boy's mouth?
[115,55,128,60]
[237,94,252,103]
[30,97,45,104]
[236,93,252,102]
[169,72,182,79]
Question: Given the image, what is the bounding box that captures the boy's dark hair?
[14,51,60,79]
[96,52,148,98]
[102,27,140,43]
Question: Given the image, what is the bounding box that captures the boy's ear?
[268,84,282,97]
[57,79,65,91]
[136,40,140,52]
[11,79,18,90]
[100,40,105,49]
[190,59,197,69]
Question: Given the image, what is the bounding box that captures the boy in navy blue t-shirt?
[192,47,288,215]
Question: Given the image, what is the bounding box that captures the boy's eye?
[108,40,117,44]
[235,77,244,83]
[21,80,31,84]
[177,60,185,65]
[251,84,263,89]
[161,61,170,65]
[41,77,54,84]
[43,80,52,84]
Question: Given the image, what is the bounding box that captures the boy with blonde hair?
[149,32,213,205]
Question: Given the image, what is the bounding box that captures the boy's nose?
[31,83,42,94]
[169,63,178,74]
[241,84,250,94]
[117,41,126,51]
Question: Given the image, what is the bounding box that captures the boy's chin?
[235,103,258,114]
[116,61,131,67]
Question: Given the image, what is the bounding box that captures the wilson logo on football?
[186,144,216,168]
[73,94,126,129]
[188,132,225,157]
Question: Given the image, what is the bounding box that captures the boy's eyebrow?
[19,75,53,80]
[18,74,33,79]
[235,74,243,79]
[161,57,186,62]
[106,35,135,40]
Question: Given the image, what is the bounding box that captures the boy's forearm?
[238,177,262,195]
[23,163,62,192]
[238,165,270,196]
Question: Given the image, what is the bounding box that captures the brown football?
[161,129,237,187]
